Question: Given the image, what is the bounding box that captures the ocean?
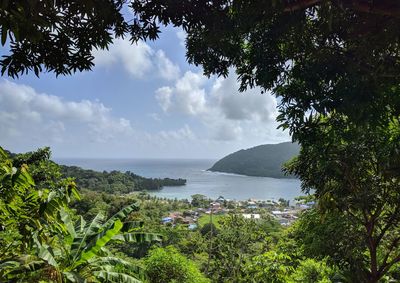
[55,158,303,201]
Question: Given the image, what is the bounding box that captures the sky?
[0,26,290,159]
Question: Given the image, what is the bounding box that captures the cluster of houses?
[161,196,315,228]
[161,210,199,229]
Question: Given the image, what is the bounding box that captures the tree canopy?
[131,0,400,132]
[284,113,400,282]
[3,2,400,281]
[2,1,400,133]
[1,1,399,129]
[0,0,158,77]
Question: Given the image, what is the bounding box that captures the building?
[242,213,261,220]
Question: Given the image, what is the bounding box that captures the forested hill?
[60,165,186,194]
[208,142,299,178]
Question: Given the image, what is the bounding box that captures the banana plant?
[2,203,162,282]
[0,148,162,282]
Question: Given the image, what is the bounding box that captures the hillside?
[208,142,299,178]
[60,165,186,194]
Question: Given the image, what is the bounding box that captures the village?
[160,194,315,229]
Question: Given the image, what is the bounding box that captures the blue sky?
[0,26,290,159]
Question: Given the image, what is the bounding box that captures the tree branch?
[376,207,399,245]
[284,0,321,12]
[283,0,400,17]
[380,245,400,276]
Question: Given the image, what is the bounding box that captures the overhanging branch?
[283,0,400,17]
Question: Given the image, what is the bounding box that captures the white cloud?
[94,39,181,82]
[212,75,277,122]
[175,71,207,115]
[158,125,195,141]
[212,122,243,141]
[94,39,154,78]
[0,80,206,158]
[156,71,207,115]
[155,69,287,143]
[140,124,196,152]
[0,80,134,151]
[148,113,162,122]
[156,50,181,81]
[155,86,173,112]
[176,30,186,47]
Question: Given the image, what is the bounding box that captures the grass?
[198,214,225,229]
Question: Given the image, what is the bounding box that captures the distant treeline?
[60,165,186,194]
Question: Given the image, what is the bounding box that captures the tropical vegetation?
[2,1,400,282]
[60,165,186,194]
[0,147,161,282]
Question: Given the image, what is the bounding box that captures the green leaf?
[62,271,86,283]
[121,221,144,232]
[71,213,105,261]
[60,208,76,238]
[76,216,86,234]
[72,220,123,269]
[112,232,162,243]
[103,202,139,229]
[38,245,58,267]
[89,256,143,276]
[43,197,64,220]
[0,261,20,276]
[93,271,142,283]
[1,28,7,45]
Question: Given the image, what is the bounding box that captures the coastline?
[206,168,297,179]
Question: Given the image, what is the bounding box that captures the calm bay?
[55,158,303,201]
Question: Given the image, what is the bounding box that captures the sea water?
[55,158,303,201]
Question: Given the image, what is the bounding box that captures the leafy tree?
[206,215,274,282]
[175,231,208,261]
[132,0,400,133]
[289,208,366,281]
[191,194,209,208]
[285,114,400,282]
[243,251,334,283]
[4,0,399,131]
[56,203,161,282]
[0,147,78,258]
[288,258,334,283]
[0,148,162,282]
[0,1,136,77]
[2,202,161,282]
[243,251,294,283]
[60,165,186,195]
[278,198,290,208]
[144,246,209,283]
[200,223,218,238]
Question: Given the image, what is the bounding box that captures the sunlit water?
[55,158,303,201]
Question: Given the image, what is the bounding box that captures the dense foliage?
[0,0,143,77]
[285,114,400,282]
[132,0,400,134]
[3,146,400,282]
[208,142,299,178]
[60,165,186,194]
[4,0,400,130]
[3,2,400,282]
[144,246,209,283]
[128,2,400,282]
[0,148,161,282]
